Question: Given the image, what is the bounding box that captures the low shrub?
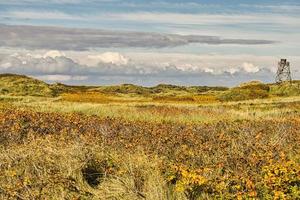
[218,81,270,101]
[270,82,300,97]
[217,88,269,101]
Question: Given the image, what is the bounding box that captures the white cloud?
[124,52,280,73]
[1,53,81,74]
[226,68,239,74]
[5,11,81,20]
[242,62,260,73]
[242,4,300,13]
[1,51,299,85]
[36,75,88,81]
[3,51,300,75]
[43,50,66,58]
[203,68,214,73]
[87,52,129,66]
[106,12,300,27]
[0,62,12,69]
[3,10,300,27]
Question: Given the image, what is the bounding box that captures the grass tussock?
[0,139,171,200]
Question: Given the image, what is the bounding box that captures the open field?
[0,74,300,199]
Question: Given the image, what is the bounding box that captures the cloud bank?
[0,24,276,51]
[0,51,282,86]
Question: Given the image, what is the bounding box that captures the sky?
[0,0,299,86]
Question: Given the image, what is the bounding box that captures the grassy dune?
[0,74,300,199]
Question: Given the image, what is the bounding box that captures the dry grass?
[0,138,178,200]
[0,98,299,199]
[1,74,300,199]
[1,95,299,125]
[62,92,151,104]
[0,86,300,200]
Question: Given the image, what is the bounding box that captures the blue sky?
[0,0,299,86]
